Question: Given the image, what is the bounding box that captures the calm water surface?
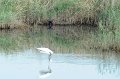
[0,26,120,79]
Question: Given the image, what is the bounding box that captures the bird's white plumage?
[36,48,53,54]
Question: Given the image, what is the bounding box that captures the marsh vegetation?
[0,0,120,52]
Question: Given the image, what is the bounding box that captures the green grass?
[0,0,94,25]
[0,0,119,26]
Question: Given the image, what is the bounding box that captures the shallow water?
[0,26,120,79]
[0,50,120,79]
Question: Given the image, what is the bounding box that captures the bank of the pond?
[0,0,120,30]
[0,21,30,30]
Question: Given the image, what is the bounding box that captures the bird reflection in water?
[39,63,52,79]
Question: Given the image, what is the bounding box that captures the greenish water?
[0,25,98,53]
[0,26,120,79]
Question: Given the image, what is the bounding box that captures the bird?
[36,48,53,54]
[36,48,53,62]
[37,48,53,79]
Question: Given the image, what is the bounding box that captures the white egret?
[36,48,53,54]
[36,48,53,62]
[37,48,53,78]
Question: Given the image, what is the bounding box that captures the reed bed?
[0,0,119,27]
